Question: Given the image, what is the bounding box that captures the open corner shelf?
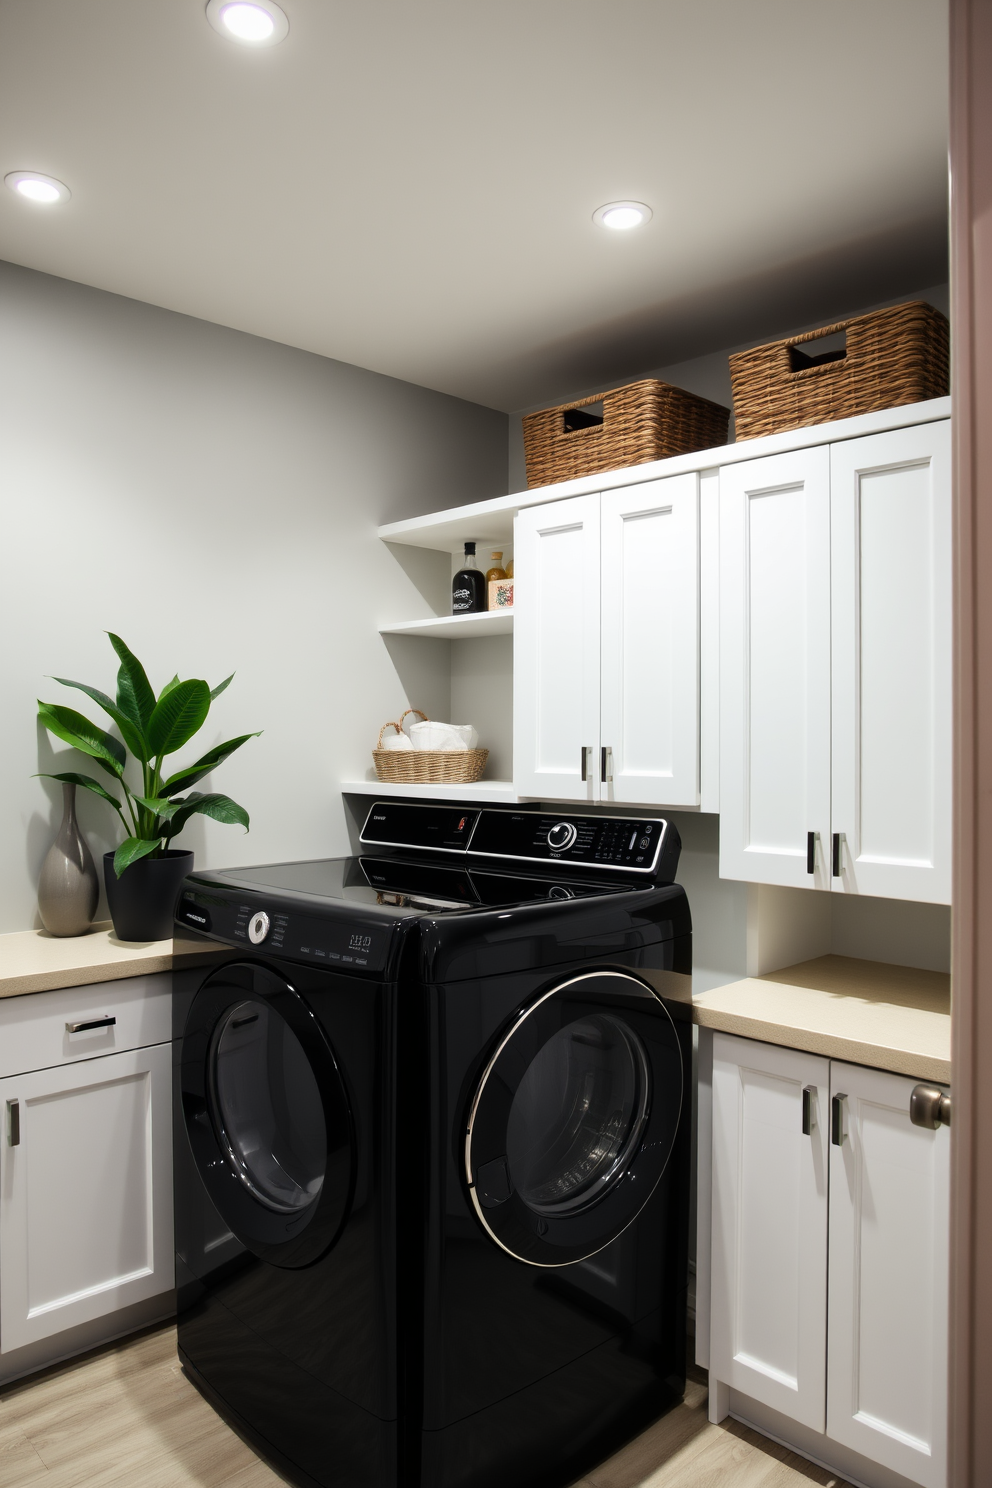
[341,778,521,803]
[379,611,512,641]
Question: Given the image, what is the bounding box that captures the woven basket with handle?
[521,378,729,489]
[729,300,949,441]
[373,709,489,784]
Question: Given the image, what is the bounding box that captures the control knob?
[547,821,577,852]
[248,911,271,945]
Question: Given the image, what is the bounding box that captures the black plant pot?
[103,849,193,942]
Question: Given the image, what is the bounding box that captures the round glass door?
[209,999,327,1216]
[181,962,354,1269]
[466,971,684,1267]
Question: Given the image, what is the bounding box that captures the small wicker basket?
[729,300,949,441]
[373,710,489,785]
[521,378,730,489]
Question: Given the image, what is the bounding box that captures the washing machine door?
[465,970,683,1267]
[180,961,354,1269]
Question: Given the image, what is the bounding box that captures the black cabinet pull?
[7,1100,19,1147]
[832,832,842,877]
[831,1093,847,1147]
[807,831,816,875]
[802,1086,816,1136]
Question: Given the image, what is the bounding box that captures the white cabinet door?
[0,1043,174,1353]
[719,449,832,887]
[710,1033,830,1429]
[830,422,952,904]
[600,474,700,807]
[827,1062,949,1488]
[513,494,601,800]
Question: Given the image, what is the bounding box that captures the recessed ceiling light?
[205,0,289,45]
[593,201,653,231]
[4,171,71,205]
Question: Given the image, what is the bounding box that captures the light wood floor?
[0,1323,854,1488]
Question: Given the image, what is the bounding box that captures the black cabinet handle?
[807,831,816,875]
[802,1086,816,1135]
[580,747,589,782]
[831,1093,847,1147]
[65,1015,116,1034]
[7,1100,19,1147]
[832,832,842,877]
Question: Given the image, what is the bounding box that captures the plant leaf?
[162,792,250,840]
[133,794,176,817]
[113,836,161,878]
[146,679,210,758]
[38,702,126,777]
[107,634,156,731]
[51,677,147,761]
[36,772,123,810]
[158,674,181,702]
[210,672,234,701]
[159,733,260,794]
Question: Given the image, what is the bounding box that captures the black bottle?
[452,542,485,613]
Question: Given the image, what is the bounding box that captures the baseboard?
[0,1291,176,1387]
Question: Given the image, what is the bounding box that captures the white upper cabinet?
[827,1061,949,1488]
[830,423,952,903]
[600,475,700,806]
[513,493,601,801]
[719,416,951,903]
[719,449,832,887]
[709,1033,830,1430]
[514,476,702,806]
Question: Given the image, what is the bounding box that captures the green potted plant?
[37,633,258,941]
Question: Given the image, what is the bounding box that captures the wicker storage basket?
[373,710,489,785]
[521,378,730,489]
[729,300,949,442]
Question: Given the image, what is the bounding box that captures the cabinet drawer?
[0,975,171,1078]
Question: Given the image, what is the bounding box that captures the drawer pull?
[65,1016,117,1034]
[7,1100,19,1147]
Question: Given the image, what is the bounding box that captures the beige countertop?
[0,922,224,998]
[693,954,951,1082]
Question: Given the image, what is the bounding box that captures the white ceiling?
[0,0,948,411]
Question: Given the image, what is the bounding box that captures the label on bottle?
[453,585,472,612]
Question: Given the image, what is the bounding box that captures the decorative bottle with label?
[485,551,507,609]
[452,542,485,613]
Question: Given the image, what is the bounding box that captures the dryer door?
[466,970,684,1266]
[180,961,354,1269]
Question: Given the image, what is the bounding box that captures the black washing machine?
[173,801,692,1488]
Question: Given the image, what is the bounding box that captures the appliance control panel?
[176,890,390,971]
[359,804,679,877]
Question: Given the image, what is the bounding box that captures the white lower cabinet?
[827,1061,949,1488]
[0,979,175,1357]
[708,1032,949,1488]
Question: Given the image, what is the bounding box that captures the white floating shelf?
[376,399,951,552]
[341,778,521,803]
[379,611,512,641]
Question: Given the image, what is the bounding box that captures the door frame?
[949,2,992,1481]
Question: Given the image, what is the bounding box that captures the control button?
[248,911,270,945]
[639,837,651,851]
[547,821,577,852]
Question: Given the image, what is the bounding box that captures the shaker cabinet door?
[709,1033,830,1430]
[830,422,952,904]
[718,448,832,887]
[513,494,601,801]
[600,474,700,807]
[0,1043,174,1353]
[826,1061,949,1488]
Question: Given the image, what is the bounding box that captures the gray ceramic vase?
[38,782,100,936]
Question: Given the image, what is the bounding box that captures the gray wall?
[508,282,950,492]
[0,260,507,935]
